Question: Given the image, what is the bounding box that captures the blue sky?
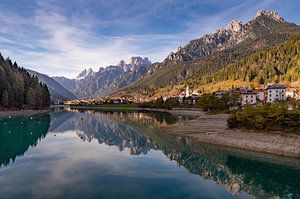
[0,0,300,78]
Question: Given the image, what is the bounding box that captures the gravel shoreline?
[165,110,300,158]
[0,109,49,118]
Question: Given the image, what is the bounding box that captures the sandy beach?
[165,110,300,158]
[0,109,49,118]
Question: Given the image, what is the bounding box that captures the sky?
[0,0,300,78]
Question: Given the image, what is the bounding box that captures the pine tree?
[0,53,50,109]
[2,90,9,108]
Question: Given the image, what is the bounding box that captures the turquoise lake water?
[0,109,299,199]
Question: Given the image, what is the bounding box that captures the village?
[64,83,300,109]
[174,83,297,107]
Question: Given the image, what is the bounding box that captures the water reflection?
[0,110,300,199]
[69,109,300,199]
[0,114,50,167]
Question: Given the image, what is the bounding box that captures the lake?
[0,109,300,199]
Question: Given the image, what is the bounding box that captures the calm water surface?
[0,109,300,199]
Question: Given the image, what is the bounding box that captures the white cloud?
[0,0,281,78]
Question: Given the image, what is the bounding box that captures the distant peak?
[226,19,243,32]
[130,56,151,66]
[118,60,126,67]
[87,68,94,73]
[76,68,95,80]
[255,9,284,22]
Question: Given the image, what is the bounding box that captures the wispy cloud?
[0,0,298,78]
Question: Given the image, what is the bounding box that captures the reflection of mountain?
[78,110,300,198]
[134,128,300,199]
[48,111,75,133]
[73,111,165,155]
[0,114,50,167]
[50,110,300,198]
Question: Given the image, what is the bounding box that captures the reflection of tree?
[0,114,50,167]
[227,155,300,199]
[151,135,300,199]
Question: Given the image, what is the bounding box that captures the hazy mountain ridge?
[27,69,77,101]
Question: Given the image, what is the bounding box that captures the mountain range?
[23,10,300,101]
[112,10,300,99]
[53,56,153,99]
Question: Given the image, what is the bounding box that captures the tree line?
[0,53,50,109]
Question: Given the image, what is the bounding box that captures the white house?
[241,91,257,106]
[266,84,287,103]
[285,88,300,100]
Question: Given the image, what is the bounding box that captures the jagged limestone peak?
[255,9,284,22]
[226,19,244,32]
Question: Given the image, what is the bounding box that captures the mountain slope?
[113,10,300,99]
[27,70,77,101]
[198,33,300,87]
[52,76,76,92]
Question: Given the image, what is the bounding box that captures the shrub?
[227,103,300,133]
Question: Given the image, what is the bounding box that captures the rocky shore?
[0,109,49,118]
[165,110,300,158]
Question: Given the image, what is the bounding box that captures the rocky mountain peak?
[118,60,126,67]
[255,9,284,22]
[76,68,95,80]
[164,9,291,64]
[226,20,243,32]
[130,57,151,66]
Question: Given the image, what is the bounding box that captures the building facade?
[266,84,287,103]
[241,91,257,106]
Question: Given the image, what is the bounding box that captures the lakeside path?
[0,109,49,118]
[166,110,300,158]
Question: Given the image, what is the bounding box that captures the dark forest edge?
[0,53,50,110]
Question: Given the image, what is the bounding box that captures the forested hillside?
[0,53,50,109]
[196,34,300,85]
